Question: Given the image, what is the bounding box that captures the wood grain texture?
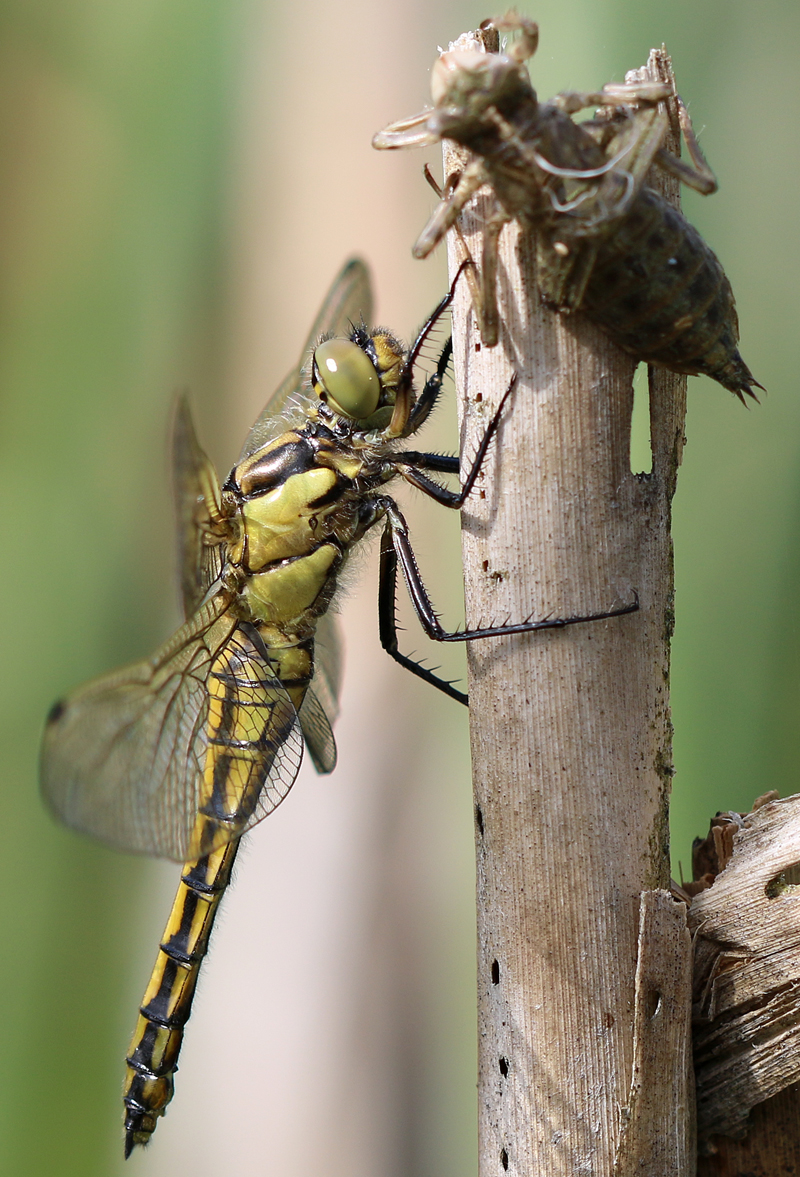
[691,793,800,1143]
[697,1083,800,1176]
[614,891,694,1176]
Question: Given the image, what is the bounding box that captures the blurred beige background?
[2,1,799,1174]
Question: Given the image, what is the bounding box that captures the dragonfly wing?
[312,610,343,727]
[193,621,305,857]
[297,689,337,774]
[172,394,224,619]
[41,598,304,862]
[296,611,342,774]
[238,258,374,462]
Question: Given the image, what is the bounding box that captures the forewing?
[172,394,224,618]
[238,258,373,462]
[40,598,304,862]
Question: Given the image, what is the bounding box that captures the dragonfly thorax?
[224,424,380,631]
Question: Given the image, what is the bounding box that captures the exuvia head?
[428,22,538,129]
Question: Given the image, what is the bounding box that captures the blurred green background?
[2,0,798,1174]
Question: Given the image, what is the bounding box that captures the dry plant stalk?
[690,792,800,1170]
[445,44,694,1176]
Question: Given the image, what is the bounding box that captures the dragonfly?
[40,259,638,1157]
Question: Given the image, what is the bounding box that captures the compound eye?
[313,339,381,420]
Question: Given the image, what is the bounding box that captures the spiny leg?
[378,380,637,700]
[378,496,638,704]
[396,256,474,440]
[387,272,460,438]
[379,377,518,701]
[378,523,467,704]
[407,333,453,432]
[398,375,518,507]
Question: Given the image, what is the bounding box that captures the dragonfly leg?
[413,158,488,260]
[378,515,467,704]
[478,205,513,347]
[422,164,487,341]
[378,495,639,703]
[653,95,717,195]
[406,336,454,432]
[397,375,518,508]
[387,262,468,439]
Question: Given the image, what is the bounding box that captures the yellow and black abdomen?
[125,428,374,1152]
[122,623,307,1155]
[123,843,237,1155]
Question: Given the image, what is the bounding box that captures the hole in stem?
[475,805,484,835]
[630,363,652,476]
[491,959,500,985]
[646,989,662,1019]
[499,1056,509,1077]
[765,862,800,897]
[500,1148,509,1170]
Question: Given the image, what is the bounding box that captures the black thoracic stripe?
[308,471,348,509]
[236,435,316,497]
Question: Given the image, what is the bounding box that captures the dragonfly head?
[311,329,406,430]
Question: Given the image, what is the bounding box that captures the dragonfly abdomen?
[123,841,238,1156]
[123,623,310,1154]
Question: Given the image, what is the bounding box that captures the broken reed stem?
[692,795,800,1173]
[446,46,693,1177]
